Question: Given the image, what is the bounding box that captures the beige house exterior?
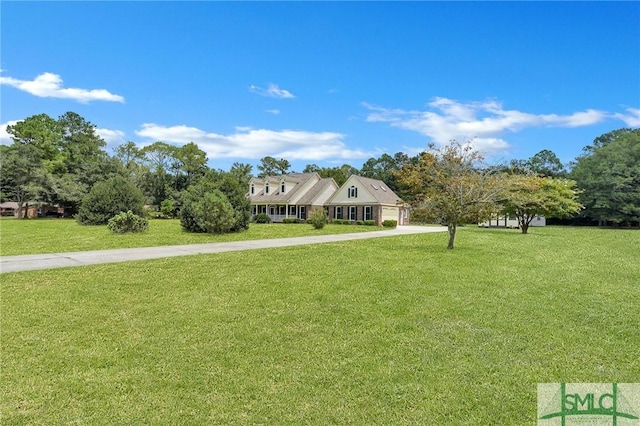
[325,175,410,226]
[248,173,338,222]
[0,202,64,218]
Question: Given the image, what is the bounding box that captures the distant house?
[0,202,19,217]
[0,202,64,218]
[479,214,546,228]
[248,173,338,222]
[325,175,410,226]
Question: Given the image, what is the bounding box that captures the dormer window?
[281,181,286,193]
[265,182,270,194]
[347,185,358,198]
[250,183,255,195]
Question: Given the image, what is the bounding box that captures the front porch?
[252,204,308,222]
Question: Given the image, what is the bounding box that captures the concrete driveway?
[0,226,447,274]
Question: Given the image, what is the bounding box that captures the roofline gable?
[327,174,404,205]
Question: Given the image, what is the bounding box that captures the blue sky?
[1,1,639,173]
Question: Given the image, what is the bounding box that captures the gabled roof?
[297,178,337,205]
[0,202,19,209]
[249,172,323,204]
[328,175,405,205]
[250,172,314,185]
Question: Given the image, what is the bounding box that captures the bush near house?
[363,220,376,226]
[331,219,351,225]
[253,213,272,223]
[282,218,302,224]
[382,220,397,228]
[308,208,329,229]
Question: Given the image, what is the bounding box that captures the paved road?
[0,226,447,274]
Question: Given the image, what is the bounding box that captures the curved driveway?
[0,226,447,274]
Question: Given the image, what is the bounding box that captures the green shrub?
[177,171,250,233]
[253,213,272,224]
[214,172,252,232]
[308,209,328,229]
[363,220,377,226]
[356,220,364,225]
[160,199,177,218]
[180,190,235,234]
[282,218,301,224]
[382,220,398,228]
[332,219,351,225]
[77,176,145,225]
[107,210,149,233]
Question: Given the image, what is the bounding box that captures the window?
[299,206,306,220]
[265,183,270,194]
[335,206,343,219]
[349,206,357,221]
[380,185,387,191]
[289,205,296,215]
[281,181,286,193]
[250,184,255,195]
[364,206,372,221]
[348,185,358,198]
[371,184,378,190]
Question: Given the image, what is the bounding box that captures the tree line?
[1,112,638,237]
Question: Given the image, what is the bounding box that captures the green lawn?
[0,218,381,256]
[2,227,638,424]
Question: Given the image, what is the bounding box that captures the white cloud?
[613,107,640,127]
[249,83,295,99]
[0,72,125,103]
[0,120,20,145]
[96,128,127,152]
[135,123,371,161]
[265,109,281,115]
[364,97,608,153]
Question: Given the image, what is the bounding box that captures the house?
[479,214,546,228]
[0,202,18,217]
[325,175,410,226]
[248,173,338,222]
[0,202,64,218]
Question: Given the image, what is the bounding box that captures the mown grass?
[2,227,638,424]
[0,218,381,256]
